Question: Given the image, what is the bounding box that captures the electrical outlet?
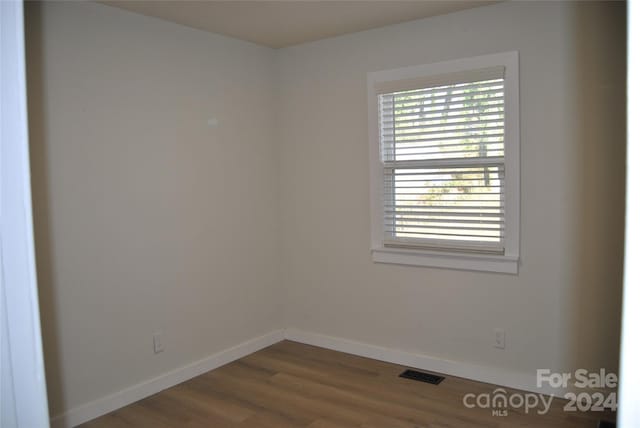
[493,328,506,349]
[153,331,164,354]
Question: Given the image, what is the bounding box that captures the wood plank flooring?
[81,341,614,428]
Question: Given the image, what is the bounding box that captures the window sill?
[371,247,519,274]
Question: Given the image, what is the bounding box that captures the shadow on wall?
[565,2,626,376]
[25,2,66,417]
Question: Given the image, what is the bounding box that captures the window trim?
[367,52,520,274]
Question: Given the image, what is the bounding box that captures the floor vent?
[399,369,444,385]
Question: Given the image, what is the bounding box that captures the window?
[367,52,519,273]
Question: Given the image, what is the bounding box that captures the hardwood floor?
[81,341,614,428]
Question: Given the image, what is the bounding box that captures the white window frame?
[367,52,520,274]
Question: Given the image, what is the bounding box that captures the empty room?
[2,0,637,427]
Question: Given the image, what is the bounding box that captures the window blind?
[378,73,506,253]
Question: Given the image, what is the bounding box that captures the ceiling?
[100,1,500,48]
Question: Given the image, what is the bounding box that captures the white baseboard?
[51,327,611,427]
[50,329,285,428]
[283,328,565,397]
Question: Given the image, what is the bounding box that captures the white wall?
[1,1,50,426]
[26,0,626,422]
[277,0,625,380]
[25,1,282,418]
[619,1,640,425]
